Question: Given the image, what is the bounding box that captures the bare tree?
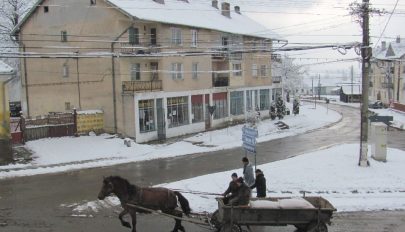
[273,55,307,97]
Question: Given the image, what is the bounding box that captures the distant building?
[340,84,362,103]
[370,36,405,109]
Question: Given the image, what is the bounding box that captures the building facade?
[13,0,284,142]
[370,37,405,108]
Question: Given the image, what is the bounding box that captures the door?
[150,62,158,80]
[156,98,166,141]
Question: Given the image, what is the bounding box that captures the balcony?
[381,82,394,89]
[122,80,162,92]
[120,42,161,55]
[273,76,282,84]
[212,73,229,87]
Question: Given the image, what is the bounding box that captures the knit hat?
[231,173,238,178]
[242,157,249,162]
[255,169,262,173]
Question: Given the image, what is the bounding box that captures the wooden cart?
[211,197,336,232]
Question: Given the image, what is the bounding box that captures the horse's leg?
[119,209,131,228]
[175,210,185,232]
[130,210,137,232]
[162,209,183,232]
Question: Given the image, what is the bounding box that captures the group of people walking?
[222,157,267,206]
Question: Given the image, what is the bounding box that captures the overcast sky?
[230,0,404,78]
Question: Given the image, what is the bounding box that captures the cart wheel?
[306,222,328,232]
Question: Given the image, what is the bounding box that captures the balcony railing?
[122,80,162,92]
[120,42,161,54]
[212,73,229,87]
[381,82,394,89]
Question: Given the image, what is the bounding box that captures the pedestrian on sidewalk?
[242,157,255,187]
[250,169,267,198]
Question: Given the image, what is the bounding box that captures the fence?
[11,110,104,144]
[392,102,405,113]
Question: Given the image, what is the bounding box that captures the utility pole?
[359,0,371,167]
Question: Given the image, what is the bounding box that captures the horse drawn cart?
[210,196,336,232]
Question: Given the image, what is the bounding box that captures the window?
[230,91,244,115]
[150,28,157,45]
[191,95,204,123]
[62,64,69,78]
[260,65,267,77]
[44,6,49,13]
[191,29,198,47]
[233,63,242,76]
[167,96,189,128]
[128,27,139,45]
[252,64,258,77]
[171,63,183,80]
[139,100,155,133]
[192,63,198,79]
[222,37,228,47]
[61,30,67,42]
[171,28,182,45]
[65,102,71,111]
[90,0,96,5]
[131,63,141,81]
[246,90,253,110]
[260,89,270,110]
[403,65,405,74]
[213,93,228,119]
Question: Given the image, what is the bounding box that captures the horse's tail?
[174,191,191,216]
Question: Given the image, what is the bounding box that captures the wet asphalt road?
[0,103,404,232]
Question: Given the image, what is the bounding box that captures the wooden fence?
[12,110,104,144]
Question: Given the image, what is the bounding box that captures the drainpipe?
[22,43,30,117]
[75,52,82,109]
[111,43,118,134]
[397,61,401,102]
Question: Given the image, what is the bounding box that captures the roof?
[341,85,362,95]
[0,61,13,75]
[14,0,283,40]
[373,39,405,60]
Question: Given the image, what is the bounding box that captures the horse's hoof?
[122,221,131,228]
[179,226,185,232]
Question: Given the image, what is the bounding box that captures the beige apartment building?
[13,0,284,142]
[370,37,405,108]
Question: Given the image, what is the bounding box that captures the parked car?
[368,100,384,109]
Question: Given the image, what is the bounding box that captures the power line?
[373,0,400,49]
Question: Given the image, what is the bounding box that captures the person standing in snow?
[222,173,239,205]
[250,169,267,198]
[228,177,251,206]
[242,157,255,187]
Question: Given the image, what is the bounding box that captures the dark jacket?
[223,180,239,196]
[229,183,251,206]
[250,173,266,197]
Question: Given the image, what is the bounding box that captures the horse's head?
[98,176,114,200]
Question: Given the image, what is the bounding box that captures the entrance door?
[156,98,166,141]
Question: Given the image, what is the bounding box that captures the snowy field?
[0,103,341,179]
[65,144,405,215]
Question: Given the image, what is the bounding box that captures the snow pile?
[68,144,405,214]
[0,103,340,178]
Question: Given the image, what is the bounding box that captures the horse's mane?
[107,176,138,195]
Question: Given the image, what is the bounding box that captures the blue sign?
[242,126,258,154]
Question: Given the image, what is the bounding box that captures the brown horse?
[98,176,191,232]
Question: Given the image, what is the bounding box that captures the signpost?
[242,125,258,170]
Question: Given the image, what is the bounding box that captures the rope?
[169,188,222,196]
[126,203,212,227]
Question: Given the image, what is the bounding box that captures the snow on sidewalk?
[0,103,341,179]
[67,144,405,215]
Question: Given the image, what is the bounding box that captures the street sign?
[242,126,258,154]
[368,115,393,126]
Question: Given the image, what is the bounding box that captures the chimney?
[396,35,401,43]
[234,6,241,14]
[153,0,164,4]
[221,2,231,18]
[212,0,218,9]
[381,41,386,51]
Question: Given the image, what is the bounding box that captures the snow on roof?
[341,85,362,95]
[373,39,405,60]
[107,0,282,40]
[0,61,13,74]
[387,40,405,59]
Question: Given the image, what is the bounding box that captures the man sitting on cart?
[222,173,239,205]
[228,177,251,206]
